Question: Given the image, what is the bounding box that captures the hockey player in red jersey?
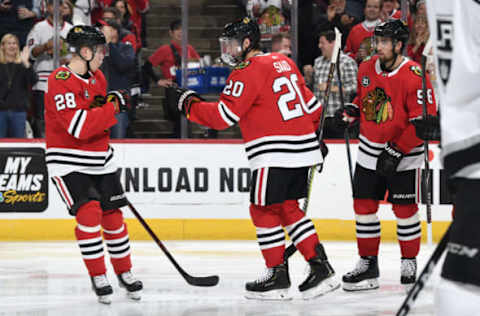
[173,17,339,300]
[336,20,437,292]
[44,25,142,304]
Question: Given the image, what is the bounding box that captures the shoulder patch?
[55,70,71,80]
[234,60,251,70]
[410,65,423,77]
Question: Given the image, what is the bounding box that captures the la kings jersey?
[188,52,323,170]
[27,20,73,91]
[45,66,118,177]
[426,0,480,178]
[353,55,437,171]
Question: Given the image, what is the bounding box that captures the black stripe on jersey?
[405,151,424,157]
[81,248,104,256]
[108,245,130,255]
[356,228,381,235]
[46,152,106,160]
[247,145,320,160]
[70,110,86,137]
[359,137,384,151]
[397,223,421,230]
[359,146,379,158]
[105,151,114,164]
[291,226,315,243]
[219,102,238,125]
[288,218,310,236]
[355,221,380,226]
[79,240,103,248]
[397,229,421,237]
[307,100,319,111]
[46,160,106,167]
[245,136,318,152]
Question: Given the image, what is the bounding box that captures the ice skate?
[342,256,380,292]
[298,244,340,299]
[245,263,291,300]
[117,271,143,300]
[91,274,113,304]
[401,257,416,293]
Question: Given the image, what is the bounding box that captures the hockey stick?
[126,201,219,287]
[396,224,451,316]
[335,50,354,193]
[284,28,342,261]
[420,38,433,246]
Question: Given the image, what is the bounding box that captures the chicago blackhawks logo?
[234,60,251,70]
[362,87,393,124]
[55,71,71,80]
[410,65,423,77]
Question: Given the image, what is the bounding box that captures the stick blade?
[185,274,219,287]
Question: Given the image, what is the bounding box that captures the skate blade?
[403,283,414,294]
[301,275,340,300]
[126,290,141,301]
[245,288,292,301]
[342,278,379,292]
[97,294,112,304]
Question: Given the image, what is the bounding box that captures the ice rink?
[0,240,441,316]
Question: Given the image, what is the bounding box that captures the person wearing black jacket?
[0,33,38,138]
[97,19,135,138]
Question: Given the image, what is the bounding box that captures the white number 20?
[55,92,77,111]
[273,74,307,121]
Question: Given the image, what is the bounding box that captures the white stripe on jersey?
[68,110,87,138]
[303,96,321,114]
[218,101,240,126]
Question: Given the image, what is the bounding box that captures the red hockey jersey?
[344,22,376,61]
[188,52,323,170]
[44,66,118,177]
[353,55,437,171]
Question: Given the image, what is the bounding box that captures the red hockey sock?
[393,204,421,258]
[250,203,285,268]
[75,200,106,276]
[282,200,319,261]
[102,209,132,274]
[354,199,381,257]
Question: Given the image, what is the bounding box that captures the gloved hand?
[89,95,106,109]
[316,139,329,173]
[411,115,440,141]
[106,89,130,114]
[175,86,204,117]
[376,142,404,177]
[334,103,360,129]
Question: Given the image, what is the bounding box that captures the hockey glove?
[175,87,204,117]
[90,95,106,109]
[335,103,360,129]
[376,142,404,177]
[411,115,440,141]
[106,89,130,114]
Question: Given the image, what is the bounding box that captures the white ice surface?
[0,241,442,316]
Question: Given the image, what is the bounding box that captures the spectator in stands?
[102,7,137,52]
[381,0,401,20]
[303,29,358,138]
[246,0,291,41]
[0,34,38,138]
[111,0,148,49]
[314,0,359,48]
[26,0,73,137]
[346,0,367,21]
[61,0,74,24]
[356,36,374,63]
[344,0,382,64]
[97,19,135,138]
[145,19,200,138]
[414,0,426,17]
[407,13,428,63]
[270,32,291,57]
[0,0,36,48]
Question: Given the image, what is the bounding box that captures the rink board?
[0,139,451,241]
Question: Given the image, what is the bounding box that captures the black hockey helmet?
[374,19,409,46]
[67,25,106,55]
[219,17,261,66]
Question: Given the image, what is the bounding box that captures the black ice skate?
[342,256,380,292]
[401,257,417,293]
[298,243,340,299]
[117,271,143,300]
[245,262,291,300]
[91,274,113,304]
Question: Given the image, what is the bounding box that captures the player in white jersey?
[424,1,480,315]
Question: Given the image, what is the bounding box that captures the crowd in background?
[0,0,433,139]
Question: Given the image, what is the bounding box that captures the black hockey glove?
[107,89,130,114]
[411,115,440,141]
[90,95,106,109]
[175,87,204,117]
[335,103,360,129]
[376,142,404,177]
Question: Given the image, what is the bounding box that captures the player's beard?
[379,52,396,72]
